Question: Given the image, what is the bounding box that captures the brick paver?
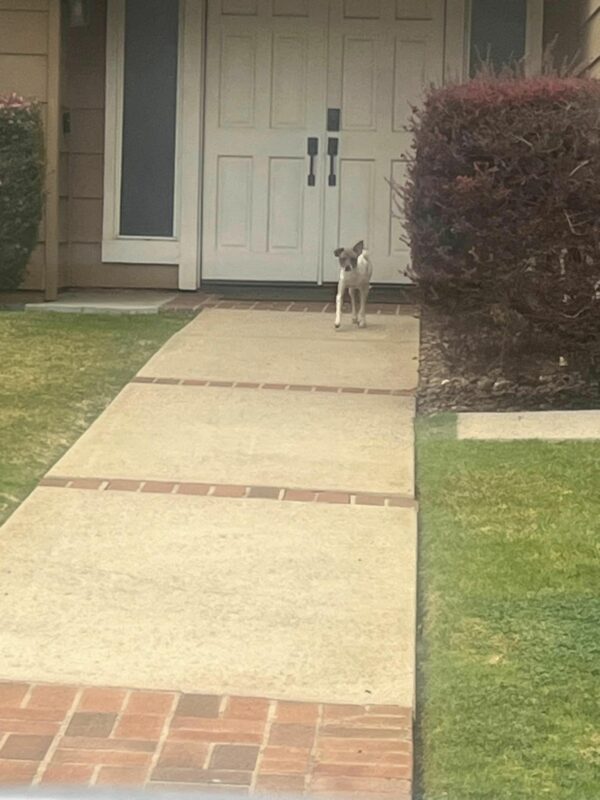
[131,376,416,395]
[38,476,417,510]
[0,681,412,797]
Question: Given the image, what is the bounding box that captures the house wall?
[543,0,600,76]
[65,0,178,289]
[0,0,61,295]
[580,0,600,74]
[59,10,69,289]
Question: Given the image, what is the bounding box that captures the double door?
[202,0,445,283]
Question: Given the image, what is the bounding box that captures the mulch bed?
[417,307,600,414]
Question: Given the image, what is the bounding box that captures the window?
[469,0,528,75]
[120,0,179,237]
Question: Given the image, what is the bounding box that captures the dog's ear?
[334,247,344,257]
[353,240,364,255]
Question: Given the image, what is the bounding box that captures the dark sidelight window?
[120,0,179,237]
[470,0,527,76]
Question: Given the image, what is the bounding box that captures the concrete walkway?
[0,307,419,796]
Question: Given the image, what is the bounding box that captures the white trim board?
[526,0,544,74]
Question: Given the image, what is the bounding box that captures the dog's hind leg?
[349,289,358,324]
[358,285,369,328]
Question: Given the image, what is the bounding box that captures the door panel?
[268,158,305,251]
[323,0,445,284]
[216,157,252,248]
[203,0,327,282]
[338,160,375,248]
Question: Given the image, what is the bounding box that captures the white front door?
[202,0,445,284]
[322,0,445,283]
[202,0,328,282]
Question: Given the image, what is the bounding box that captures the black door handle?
[307,137,318,186]
[327,137,338,187]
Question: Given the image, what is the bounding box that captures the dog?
[334,240,373,329]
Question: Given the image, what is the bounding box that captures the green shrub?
[0,94,44,291]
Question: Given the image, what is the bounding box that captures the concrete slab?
[0,488,417,706]
[139,335,418,390]
[457,410,600,441]
[48,384,415,495]
[181,308,420,343]
[25,290,176,315]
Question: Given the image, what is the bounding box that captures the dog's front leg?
[358,285,369,328]
[335,282,344,329]
[349,289,358,324]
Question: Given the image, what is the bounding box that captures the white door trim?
[526,0,544,74]
[102,0,203,290]
[445,0,468,82]
[178,0,204,289]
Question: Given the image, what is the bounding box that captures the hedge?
[0,94,44,291]
[396,75,600,372]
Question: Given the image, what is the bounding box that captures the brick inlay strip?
[131,376,416,396]
[170,298,415,315]
[0,680,412,797]
[39,477,416,509]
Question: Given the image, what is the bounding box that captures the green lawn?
[416,415,600,800]
[0,311,190,525]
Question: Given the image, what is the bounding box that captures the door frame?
[103,0,204,289]
[103,0,472,289]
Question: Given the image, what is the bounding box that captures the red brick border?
[0,681,412,797]
[39,477,417,509]
[162,294,420,317]
[131,376,416,396]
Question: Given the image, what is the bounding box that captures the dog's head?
[334,240,364,272]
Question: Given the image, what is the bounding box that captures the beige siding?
[69,262,179,290]
[0,10,48,53]
[546,0,600,74]
[0,54,47,98]
[0,0,48,9]
[64,2,108,288]
[583,2,600,72]
[58,9,69,288]
[0,0,51,292]
[43,0,61,298]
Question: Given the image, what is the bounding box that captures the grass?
[416,415,600,800]
[0,311,190,525]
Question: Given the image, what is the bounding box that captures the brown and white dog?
[334,240,373,329]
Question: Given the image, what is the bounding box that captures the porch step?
[25,290,177,315]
